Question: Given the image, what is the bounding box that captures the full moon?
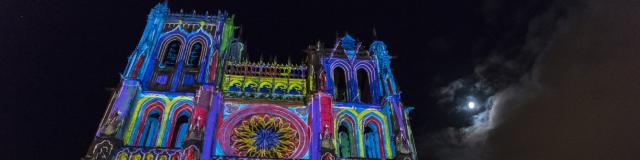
[468,102,476,109]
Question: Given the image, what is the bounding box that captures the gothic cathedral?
[84,2,416,160]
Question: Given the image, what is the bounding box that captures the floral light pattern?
[231,114,298,158]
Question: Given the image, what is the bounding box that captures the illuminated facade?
[83,2,416,160]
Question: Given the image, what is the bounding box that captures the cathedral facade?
[84,2,416,160]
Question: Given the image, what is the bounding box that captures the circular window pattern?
[231,114,298,158]
[217,104,310,159]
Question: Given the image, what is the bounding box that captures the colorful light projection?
[222,62,307,101]
[216,104,310,159]
[114,145,198,160]
[123,93,194,147]
[231,114,298,158]
[332,108,393,159]
[84,3,416,159]
[321,55,381,104]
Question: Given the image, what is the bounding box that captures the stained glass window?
[163,40,180,66]
[188,42,202,67]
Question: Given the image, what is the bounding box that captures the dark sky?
[2,0,640,159]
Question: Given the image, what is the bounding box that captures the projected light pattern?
[217,104,310,159]
[83,2,416,160]
[231,114,298,158]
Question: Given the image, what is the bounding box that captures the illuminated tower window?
[357,69,371,104]
[188,42,203,67]
[364,123,381,158]
[163,40,180,66]
[337,123,354,158]
[141,112,161,147]
[333,67,347,101]
[170,114,190,148]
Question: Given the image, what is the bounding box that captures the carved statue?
[101,111,121,136]
[321,124,333,149]
[395,133,411,154]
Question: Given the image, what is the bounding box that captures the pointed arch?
[164,103,193,148]
[187,41,203,67]
[159,38,183,66]
[126,97,167,145]
[363,117,384,159]
[334,110,358,158]
[335,116,356,158]
[358,110,392,159]
[332,67,347,101]
[185,37,207,68]
[133,101,165,146]
[169,111,190,148]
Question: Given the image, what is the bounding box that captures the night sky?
[2,0,640,159]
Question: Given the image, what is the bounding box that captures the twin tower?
[84,2,416,160]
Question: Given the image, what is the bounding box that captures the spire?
[341,33,357,60]
[259,54,264,63]
[373,27,378,40]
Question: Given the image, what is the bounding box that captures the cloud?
[422,0,603,159]
[425,0,640,159]
[486,0,640,159]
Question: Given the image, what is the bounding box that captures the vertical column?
[201,87,222,160]
[390,96,406,136]
[315,93,335,160]
[310,95,321,160]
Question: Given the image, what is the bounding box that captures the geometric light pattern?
[217,104,310,159]
[231,114,298,158]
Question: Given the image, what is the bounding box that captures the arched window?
[170,114,190,148]
[357,69,372,103]
[188,42,203,67]
[140,112,161,147]
[163,40,180,66]
[333,67,347,101]
[364,122,382,158]
[337,123,354,158]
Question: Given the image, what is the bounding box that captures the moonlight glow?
[468,102,476,109]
